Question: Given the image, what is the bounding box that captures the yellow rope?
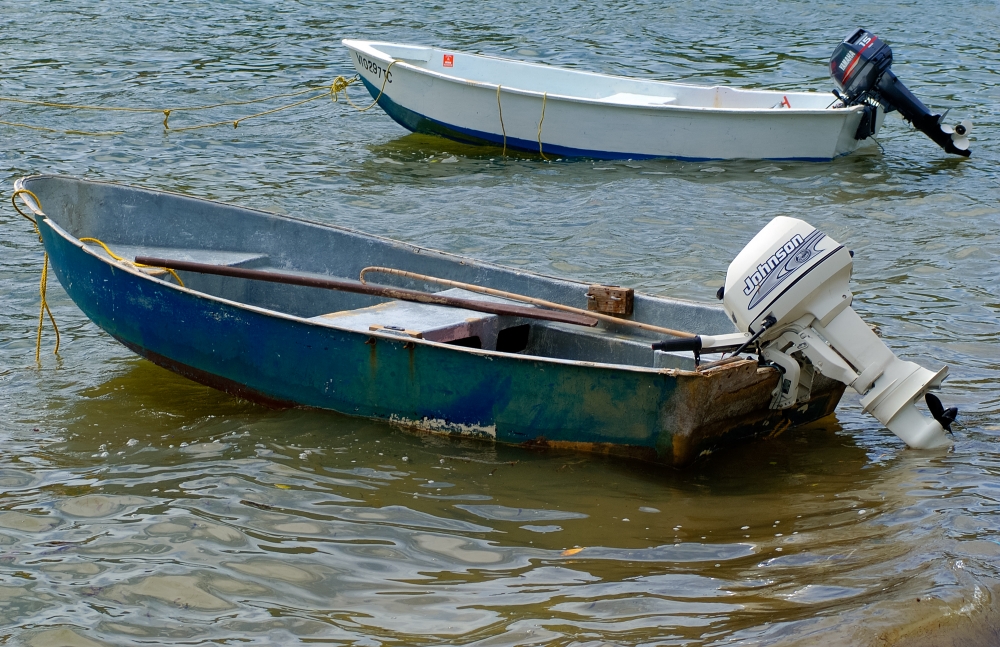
[160,85,340,129]
[537,92,550,160]
[330,74,359,102]
[0,81,356,133]
[78,238,185,287]
[0,70,393,134]
[334,62,398,112]
[0,96,160,111]
[168,91,332,131]
[0,118,124,137]
[36,254,59,362]
[11,189,60,361]
[11,189,188,363]
[1,85,328,115]
[11,188,43,239]
[497,84,507,157]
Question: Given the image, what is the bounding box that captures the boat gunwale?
[343,39,862,117]
[18,174,754,379]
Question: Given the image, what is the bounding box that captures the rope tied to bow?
[11,189,60,362]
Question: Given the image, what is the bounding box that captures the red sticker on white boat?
[443,54,454,67]
[781,95,791,108]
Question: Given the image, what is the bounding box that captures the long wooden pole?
[134,256,600,328]
[359,266,695,339]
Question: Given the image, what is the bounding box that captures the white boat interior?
[348,40,841,112]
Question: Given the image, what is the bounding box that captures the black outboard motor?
[830,28,971,157]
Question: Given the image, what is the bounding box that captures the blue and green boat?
[14,175,844,466]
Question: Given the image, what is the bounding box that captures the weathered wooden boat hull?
[343,40,883,161]
[19,176,844,466]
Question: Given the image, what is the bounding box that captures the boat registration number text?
[355,53,392,83]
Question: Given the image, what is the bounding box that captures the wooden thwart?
[359,266,695,339]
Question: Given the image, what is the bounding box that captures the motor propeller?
[941,120,973,152]
[925,392,958,432]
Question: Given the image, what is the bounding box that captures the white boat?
[342,39,885,162]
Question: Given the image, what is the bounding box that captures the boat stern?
[832,103,886,157]
[659,359,845,465]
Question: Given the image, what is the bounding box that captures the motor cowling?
[831,29,893,99]
[830,28,972,157]
[720,216,954,449]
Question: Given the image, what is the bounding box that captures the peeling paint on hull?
[389,414,498,440]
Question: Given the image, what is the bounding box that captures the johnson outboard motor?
[656,217,958,450]
[830,28,972,157]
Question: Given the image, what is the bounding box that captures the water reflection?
[4,360,945,642]
[4,330,999,641]
[8,374,998,645]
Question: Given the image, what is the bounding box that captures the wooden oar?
[134,256,600,328]
[359,266,696,339]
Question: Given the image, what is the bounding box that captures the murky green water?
[2,1,1000,645]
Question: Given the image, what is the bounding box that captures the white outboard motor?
[678,217,955,448]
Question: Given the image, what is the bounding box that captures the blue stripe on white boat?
[360,78,834,162]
